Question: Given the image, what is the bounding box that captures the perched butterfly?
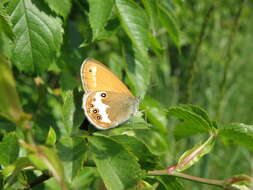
[81,58,139,130]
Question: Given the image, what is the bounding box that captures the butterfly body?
[81,58,139,130]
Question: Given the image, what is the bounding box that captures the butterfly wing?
[83,91,139,130]
[81,58,133,96]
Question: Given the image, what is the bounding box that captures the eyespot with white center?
[101,92,106,98]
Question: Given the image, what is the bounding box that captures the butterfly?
[80,58,139,130]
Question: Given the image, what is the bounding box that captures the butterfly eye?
[93,109,98,113]
[101,93,106,98]
[96,115,101,120]
[90,104,94,107]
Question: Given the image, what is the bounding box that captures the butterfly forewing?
[81,58,133,96]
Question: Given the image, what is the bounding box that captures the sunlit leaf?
[46,127,57,147]
[116,0,149,53]
[44,0,72,19]
[88,0,114,40]
[167,105,212,132]
[8,0,63,73]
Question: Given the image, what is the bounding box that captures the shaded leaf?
[44,0,72,19]
[123,37,151,98]
[88,0,114,40]
[56,137,87,181]
[88,135,143,190]
[3,157,31,189]
[158,4,180,47]
[29,145,68,190]
[0,8,14,40]
[111,135,159,170]
[0,133,19,166]
[0,55,22,122]
[8,0,63,73]
[219,123,253,151]
[157,176,184,190]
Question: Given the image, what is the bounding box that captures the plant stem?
[23,173,51,190]
[148,170,241,190]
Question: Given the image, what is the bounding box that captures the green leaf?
[167,105,212,133]
[61,90,75,135]
[29,145,68,190]
[8,0,63,73]
[88,0,114,40]
[123,38,151,98]
[158,4,180,47]
[56,137,87,181]
[3,157,31,189]
[219,123,253,151]
[175,134,215,172]
[0,8,14,40]
[174,121,204,139]
[0,55,23,122]
[157,176,184,190]
[116,0,149,54]
[140,0,158,32]
[111,135,159,170]
[44,0,72,19]
[141,96,168,134]
[0,133,19,166]
[178,104,213,128]
[88,135,143,190]
[61,90,83,136]
[46,127,57,146]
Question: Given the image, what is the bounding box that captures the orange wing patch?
[81,58,133,96]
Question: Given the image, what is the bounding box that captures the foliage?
[0,0,253,190]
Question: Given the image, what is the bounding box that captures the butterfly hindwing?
[83,91,138,130]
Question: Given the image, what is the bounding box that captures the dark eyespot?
[96,115,101,120]
[101,93,106,98]
[90,104,94,107]
[93,109,98,113]
[89,69,92,72]
[93,98,96,101]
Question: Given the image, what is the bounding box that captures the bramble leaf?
[44,0,72,19]
[88,135,143,190]
[111,135,159,170]
[0,133,19,166]
[219,123,253,151]
[116,0,149,54]
[8,0,63,73]
[88,0,114,40]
